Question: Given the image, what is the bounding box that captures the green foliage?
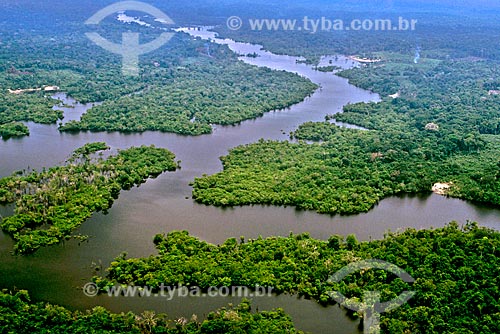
[193,10,500,213]
[0,144,178,254]
[0,27,316,136]
[59,62,317,135]
[333,56,500,205]
[96,223,500,333]
[336,59,500,136]
[200,300,302,334]
[71,142,109,157]
[192,131,439,214]
[193,121,499,213]
[214,10,500,64]
[0,92,62,125]
[0,291,303,334]
[442,135,500,205]
[0,122,29,139]
[192,54,500,212]
[315,65,340,72]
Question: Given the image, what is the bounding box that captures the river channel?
[0,27,498,333]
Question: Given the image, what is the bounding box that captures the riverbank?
[0,26,499,334]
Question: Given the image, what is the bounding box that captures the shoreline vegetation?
[0,31,317,138]
[0,122,29,140]
[0,291,304,334]
[192,130,499,214]
[58,64,317,135]
[93,223,500,333]
[0,143,179,254]
[191,54,500,213]
[1,4,500,334]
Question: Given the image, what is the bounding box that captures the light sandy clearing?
[432,182,453,195]
[8,86,60,94]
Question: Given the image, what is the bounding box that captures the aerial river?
[0,27,498,333]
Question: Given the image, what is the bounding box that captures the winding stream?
[0,27,499,333]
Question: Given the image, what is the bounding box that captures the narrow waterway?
[0,27,498,334]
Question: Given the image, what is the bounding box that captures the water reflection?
[0,27,498,334]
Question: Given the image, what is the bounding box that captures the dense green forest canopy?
[191,130,499,214]
[192,137,435,213]
[335,57,500,136]
[59,61,317,135]
[0,122,29,140]
[0,143,178,254]
[0,291,303,334]
[1,3,500,334]
[192,46,500,213]
[213,7,500,64]
[93,223,500,334]
[0,15,317,137]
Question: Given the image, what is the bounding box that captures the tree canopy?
[94,223,500,333]
[0,143,178,254]
[0,291,303,334]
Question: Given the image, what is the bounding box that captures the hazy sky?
[283,0,500,9]
[402,0,500,7]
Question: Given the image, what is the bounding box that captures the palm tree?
[136,310,157,333]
